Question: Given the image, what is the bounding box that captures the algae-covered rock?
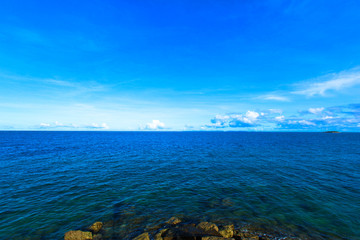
[219,225,234,238]
[242,236,259,240]
[166,216,182,225]
[155,228,168,240]
[133,232,150,240]
[64,230,93,240]
[233,231,259,240]
[154,234,163,240]
[89,222,103,233]
[221,198,234,207]
[197,222,219,233]
[202,237,234,240]
[178,224,217,238]
[162,227,200,240]
[234,230,258,240]
[93,233,103,240]
[162,228,178,240]
[145,223,162,232]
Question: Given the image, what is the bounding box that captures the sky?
[0,0,360,131]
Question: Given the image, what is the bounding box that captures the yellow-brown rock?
[89,222,103,233]
[202,237,234,240]
[242,237,259,240]
[154,228,168,240]
[196,222,219,233]
[133,232,150,240]
[166,216,182,225]
[219,224,234,238]
[64,230,93,240]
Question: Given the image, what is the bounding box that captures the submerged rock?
[202,237,234,240]
[233,231,260,240]
[161,229,180,240]
[177,224,215,237]
[64,230,93,240]
[197,222,219,234]
[89,222,103,233]
[242,237,259,240]
[64,215,301,240]
[93,233,103,240]
[161,224,219,240]
[133,232,150,240]
[155,228,168,240]
[221,198,234,207]
[219,225,234,238]
[166,216,182,225]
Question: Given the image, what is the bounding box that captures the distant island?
[324,131,340,133]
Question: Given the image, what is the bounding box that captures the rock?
[154,234,163,240]
[221,198,234,207]
[219,225,234,238]
[145,223,162,232]
[64,230,93,240]
[177,224,216,237]
[89,222,103,233]
[259,237,271,240]
[162,227,203,240]
[202,237,234,240]
[242,237,259,240]
[162,229,177,240]
[133,232,150,240]
[233,231,260,240]
[93,233,103,240]
[166,216,182,225]
[155,229,168,240]
[197,222,219,233]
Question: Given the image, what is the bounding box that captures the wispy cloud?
[0,72,108,95]
[38,121,109,130]
[299,107,325,115]
[260,94,290,102]
[292,68,360,96]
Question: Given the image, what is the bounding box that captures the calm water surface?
[0,132,359,239]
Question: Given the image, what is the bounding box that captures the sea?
[0,131,359,239]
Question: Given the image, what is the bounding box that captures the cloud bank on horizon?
[38,121,109,130]
[0,1,359,131]
[205,104,360,131]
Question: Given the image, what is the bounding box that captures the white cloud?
[39,122,109,130]
[145,120,165,130]
[268,109,283,114]
[207,111,260,128]
[298,120,316,126]
[206,103,360,130]
[86,123,109,129]
[308,107,324,114]
[55,121,63,126]
[293,68,360,96]
[245,110,260,120]
[275,115,285,122]
[260,95,290,102]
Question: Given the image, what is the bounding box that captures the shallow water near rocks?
[1,131,359,239]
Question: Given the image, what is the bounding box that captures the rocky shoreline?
[64,217,305,240]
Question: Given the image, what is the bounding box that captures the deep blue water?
[1,131,359,239]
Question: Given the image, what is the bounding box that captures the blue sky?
[0,0,360,131]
